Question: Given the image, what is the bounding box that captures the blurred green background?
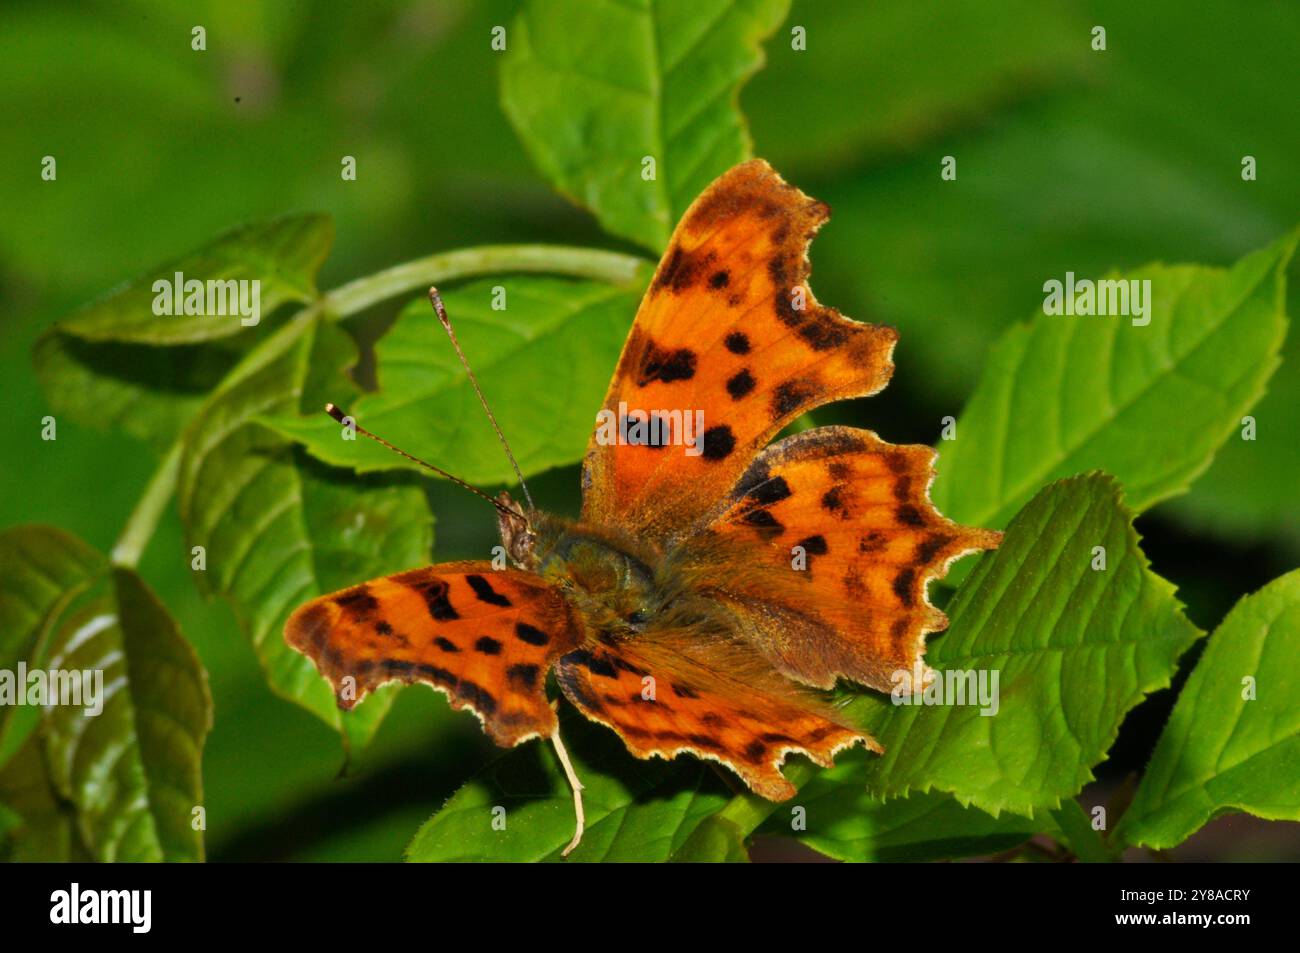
[2,0,1297,860]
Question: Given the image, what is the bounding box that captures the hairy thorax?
[498,494,741,642]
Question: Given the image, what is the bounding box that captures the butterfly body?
[511,502,746,649]
[286,160,1002,802]
[528,511,663,636]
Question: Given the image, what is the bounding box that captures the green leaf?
[501,0,789,252]
[1164,358,1300,555]
[0,736,88,862]
[32,331,249,452]
[268,275,648,485]
[0,528,212,862]
[407,715,730,862]
[745,0,1087,171]
[670,814,750,862]
[757,758,1039,862]
[53,214,333,345]
[176,319,433,752]
[0,525,106,767]
[851,474,1201,817]
[930,224,1295,533]
[1116,569,1300,849]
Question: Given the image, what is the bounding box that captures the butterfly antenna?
[324,403,515,519]
[429,287,536,512]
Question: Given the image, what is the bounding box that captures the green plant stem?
[108,242,649,569]
[322,244,647,317]
[1049,799,1117,863]
[112,441,181,568]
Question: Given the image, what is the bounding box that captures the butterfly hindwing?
[701,426,1002,691]
[285,561,581,746]
[581,159,898,541]
[555,631,875,800]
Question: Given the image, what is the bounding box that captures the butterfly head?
[496,491,539,568]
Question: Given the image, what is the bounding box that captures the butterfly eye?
[626,609,649,629]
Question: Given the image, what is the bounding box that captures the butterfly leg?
[550,703,586,857]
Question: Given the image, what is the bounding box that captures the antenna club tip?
[324,403,346,422]
[428,287,450,325]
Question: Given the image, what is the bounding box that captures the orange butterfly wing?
[285,562,581,746]
[554,632,876,800]
[699,426,1001,691]
[581,159,898,541]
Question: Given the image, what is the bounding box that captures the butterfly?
[285,159,1000,853]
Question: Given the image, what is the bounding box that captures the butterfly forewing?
[285,561,581,746]
[581,159,898,542]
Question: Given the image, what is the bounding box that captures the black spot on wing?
[893,568,917,607]
[797,313,852,351]
[466,574,512,607]
[769,256,791,302]
[702,425,736,460]
[607,652,650,678]
[917,534,955,564]
[740,508,784,539]
[393,570,460,621]
[381,660,457,687]
[618,413,673,450]
[821,485,847,515]
[726,369,756,400]
[772,380,820,418]
[796,535,828,556]
[858,531,886,553]
[724,331,751,354]
[654,246,715,293]
[568,648,618,679]
[746,475,792,507]
[334,586,379,620]
[515,622,550,646]
[709,270,730,289]
[475,636,503,655]
[507,664,540,690]
[896,504,927,528]
[638,342,697,386]
[455,679,497,717]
